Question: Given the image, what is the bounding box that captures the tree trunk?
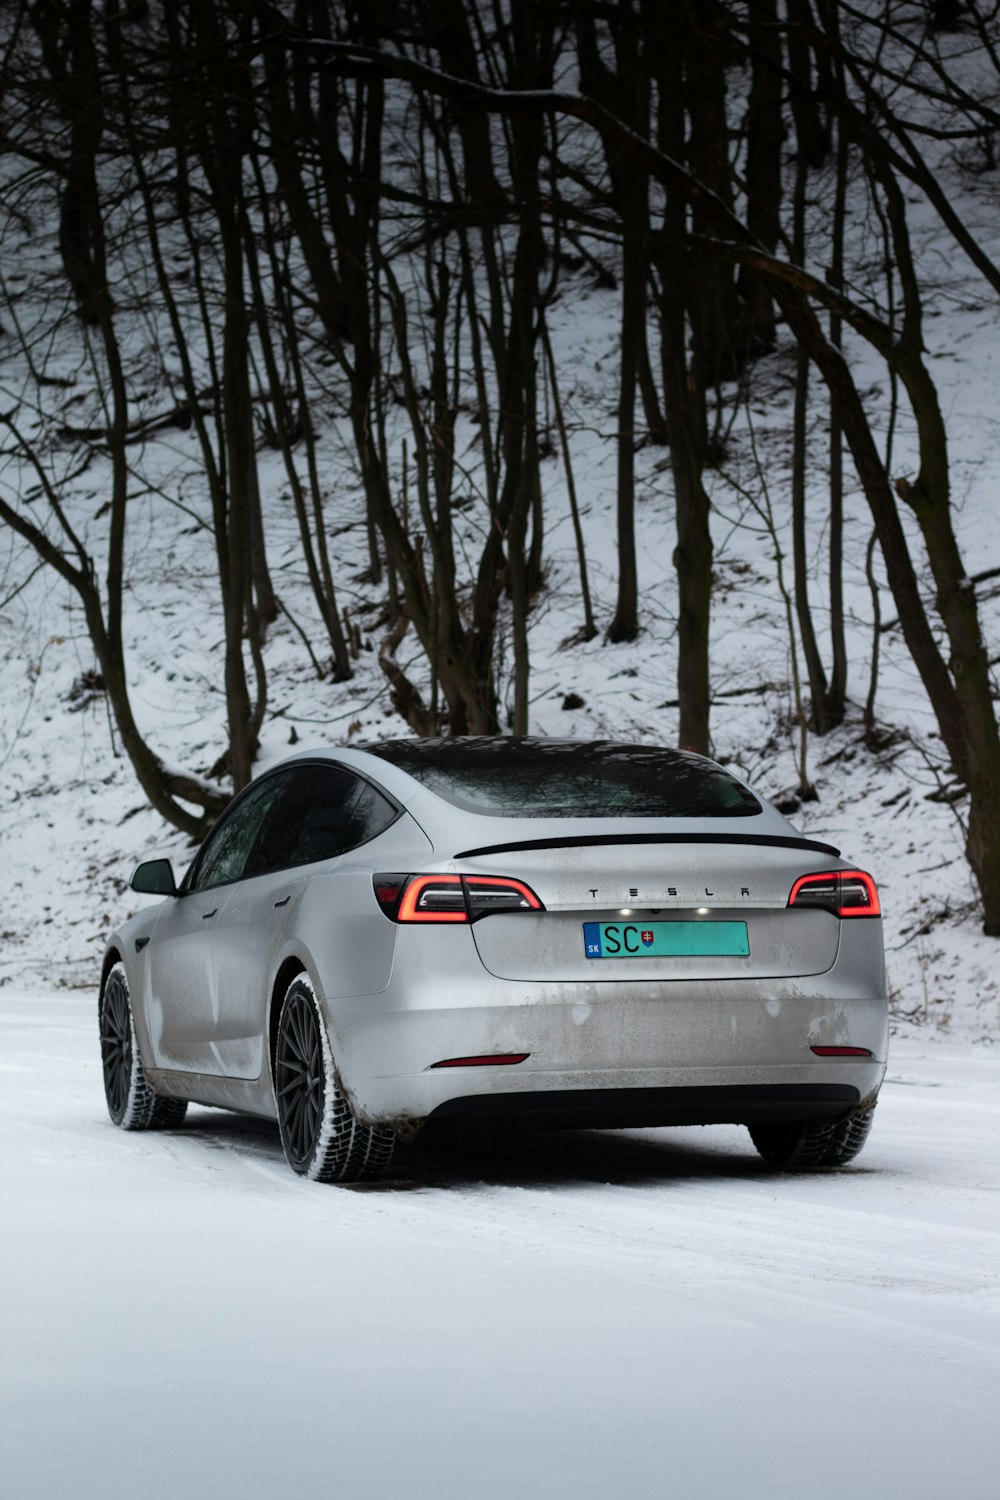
[542,317,597,641]
[788,135,829,731]
[607,235,641,643]
[826,73,849,725]
[655,15,713,752]
[740,0,783,351]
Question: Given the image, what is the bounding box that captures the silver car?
[99,738,887,1182]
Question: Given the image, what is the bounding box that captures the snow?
[2,991,998,1500]
[3,149,998,1034]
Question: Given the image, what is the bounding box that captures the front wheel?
[274,975,394,1183]
[99,962,188,1130]
[749,1105,876,1170]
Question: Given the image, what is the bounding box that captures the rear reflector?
[372,872,411,915]
[373,873,543,923]
[788,869,880,917]
[810,1046,873,1057]
[430,1054,530,1069]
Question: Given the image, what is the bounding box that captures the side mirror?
[130,858,177,896]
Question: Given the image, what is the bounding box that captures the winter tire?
[274,974,395,1183]
[99,962,188,1130]
[749,1104,876,1170]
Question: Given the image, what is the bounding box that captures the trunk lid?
[463,839,842,981]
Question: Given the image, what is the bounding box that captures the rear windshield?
[362,738,761,819]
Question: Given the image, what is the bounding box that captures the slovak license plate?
[583,920,749,959]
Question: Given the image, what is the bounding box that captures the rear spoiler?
[454,832,841,859]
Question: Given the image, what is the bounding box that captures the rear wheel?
[99,962,188,1130]
[749,1105,876,1170]
[274,975,395,1183]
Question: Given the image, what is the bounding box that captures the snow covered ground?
[2,991,997,1500]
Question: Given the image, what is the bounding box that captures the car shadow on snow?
[175,1106,780,1191]
[389,1125,776,1192]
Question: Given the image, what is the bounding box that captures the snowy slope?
[3,274,999,1038]
[2,13,1000,1038]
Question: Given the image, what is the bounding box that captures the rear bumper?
[320,924,888,1133]
[427,1081,865,1132]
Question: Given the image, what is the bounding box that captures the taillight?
[465,876,542,919]
[788,870,880,918]
[398,875,467,923]
[372,873,543,923]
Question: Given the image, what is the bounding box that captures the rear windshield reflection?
[363,738,761,818]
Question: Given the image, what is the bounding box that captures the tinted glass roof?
[362,738,761,819]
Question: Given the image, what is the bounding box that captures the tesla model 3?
[99,738,887,1182]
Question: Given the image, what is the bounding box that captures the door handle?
[273,895,291,909]
[201,908,218,920]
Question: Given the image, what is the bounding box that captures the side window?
[189,774,290,893]
[341,781,399,851]
[245,764,360,878]
[244,764,400,878]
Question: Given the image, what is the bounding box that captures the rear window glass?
[362,739,761,818]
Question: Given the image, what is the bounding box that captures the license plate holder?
[583,920,749,959]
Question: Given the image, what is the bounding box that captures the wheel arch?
[268,956,309,1079]
[99,946,157,1074]
[99,947,123,1007]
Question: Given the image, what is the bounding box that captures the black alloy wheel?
[101,967,134,1124]
[99,962,187,1130]
[274,976,395,1183]
[275,983,325,1170]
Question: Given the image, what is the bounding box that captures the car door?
[207,762,392,1078]
[146,772,291,1074]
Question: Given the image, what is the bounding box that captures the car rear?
[325,740,887,1136]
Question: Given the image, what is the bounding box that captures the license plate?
[583,920,749,959]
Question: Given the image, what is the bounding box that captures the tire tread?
[276,976,395,1184]
[100,962,188,1131]
[749,1105,876,1170]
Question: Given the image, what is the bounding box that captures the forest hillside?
[1,1,999,1039]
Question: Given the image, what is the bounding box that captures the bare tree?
[0,1,227,835]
